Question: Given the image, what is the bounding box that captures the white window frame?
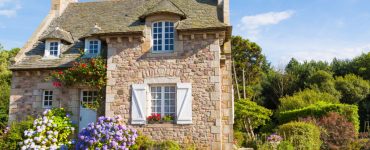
[84,38,101,57]
[42,90,53,108]
[151,21,175,53]
[149,85,177,118]
[80,90,98,108]
[44,40,61,59]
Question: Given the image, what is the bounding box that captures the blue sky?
[1,0,370,66]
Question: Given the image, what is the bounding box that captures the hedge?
[277,102,359,131]
[278,122,321,150]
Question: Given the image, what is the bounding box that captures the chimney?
[218,0,230,25]
[51,0,78,16]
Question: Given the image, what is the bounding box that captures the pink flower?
[53,81,62,88]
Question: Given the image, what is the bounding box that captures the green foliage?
[0,47,20,129]
[277,122,321,150]
[231,36,270,100]
[277,102,360,131]
[277,141,294,150]
[278,89,340,112]
[285,58,331,90]
[131,136,186,150]
[259,70,298,109]
[235,99,273,131]
[307,70,341,98]
[334,74,370,104]
[359,98,370,131]
[49,57,107,110]
[130,135,155,150]
[234,131,246,147]
[156,140,181,150]
[332,52,370,80]
[0,116,34,150]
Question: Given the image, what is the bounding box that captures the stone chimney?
[51,0,78,16]
[218,0,230,25]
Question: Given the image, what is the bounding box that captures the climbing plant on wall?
[49,57,107,111]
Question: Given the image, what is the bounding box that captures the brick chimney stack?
[218,0,230,25]
[51,0,78,16]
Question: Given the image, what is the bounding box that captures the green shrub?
[278,122,321,150]
[131,136,182,150]
[0,116,34,150]
[277,101,360,131]
[234,130,246,148]
[156,140,181,150]
[130,135,155,150]
[277,141,294,150]
[278,89,339,112]
[257,142,274,150]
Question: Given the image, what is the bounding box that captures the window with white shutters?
[150,85,176,117]
[131,83,192,125]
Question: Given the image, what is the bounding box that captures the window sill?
[42,56,60,60]
[145,123,175,128]
[146,51,178,58]
[82,54,100,58]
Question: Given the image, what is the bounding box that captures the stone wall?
[105,32,231,149]
[8,70,80,124]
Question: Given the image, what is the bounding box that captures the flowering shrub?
[77,116,138,149]
[147,114,161,123]
[0,117,34,150]
[267,134,283,143]
[49,57,107,110]
[19,108,75,150]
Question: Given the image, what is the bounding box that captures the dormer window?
[44,40,61,58]
[49,42,59,56]
[152,21,174,53]
[84,38,101,57]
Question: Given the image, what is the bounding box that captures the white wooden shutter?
[131,84,147,125]
[176,83,192,124]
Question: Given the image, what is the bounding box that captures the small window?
[81,90,98,108]
[152,21,174,52]
[43,90,53,108]
[150,85,176,117]
[49,42,59,56]
[44,40,61,58]
[85,39,101,56]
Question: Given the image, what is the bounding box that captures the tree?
[334,74,370,104]
[307,70,341,99]
[352,52,370,80]
[259,70,297,109]
[0,46,20,129]
[234,99,272,140]
[285,59,331,91]
[231,36,270,100]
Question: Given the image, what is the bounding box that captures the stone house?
[8,0,233,149]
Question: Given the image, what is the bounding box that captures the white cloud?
[0,0,21,17]
[237,10,295,40]
[279,44,370,65]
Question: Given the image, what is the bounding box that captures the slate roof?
[10,0,229,70]
[140,0,186,19]
[39,27,74,43]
